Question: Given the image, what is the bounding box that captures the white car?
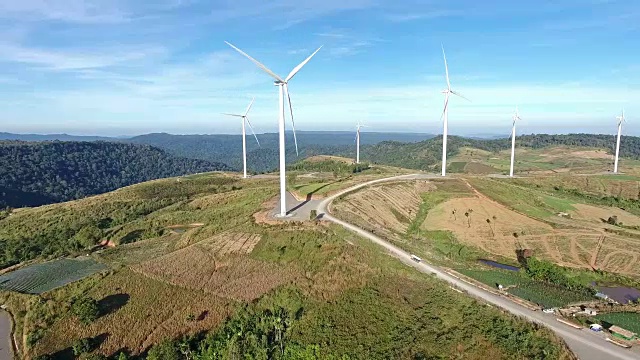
[410,254,422,263]
[542,308,555,314]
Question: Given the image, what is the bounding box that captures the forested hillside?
[128,132,433,172]
[0,141,230,208]
[362,134,638,170]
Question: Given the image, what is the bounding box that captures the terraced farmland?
[0,258,107,294]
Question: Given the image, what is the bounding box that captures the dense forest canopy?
[0,141,230,208]
[127,131,433,172]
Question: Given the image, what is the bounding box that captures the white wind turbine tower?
[509,107,521,178]
[355,120,367,164]
[440,46,470,177]
[222,98,261,179]
[225,41,322,217]
[614,109,626,174]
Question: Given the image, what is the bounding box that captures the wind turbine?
[225,41,322,217]
[509,107,521,178]
[440,46,469,177]
[614,109,626,174]
[222,98,260,179]
[355,120,367,164]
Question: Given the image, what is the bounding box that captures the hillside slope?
[0,141,230,208]
[362,134,638,170]
[0,173,574,359]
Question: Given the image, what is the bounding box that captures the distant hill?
[128,131,435,172]
[0,132,117,142]
[0,141,230,208]
[362,134,637,170]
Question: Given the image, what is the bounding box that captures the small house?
[609,325,638,341]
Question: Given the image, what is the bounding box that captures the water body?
[0,310,14,360]
[478,259,520,272]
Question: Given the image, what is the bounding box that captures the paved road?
[0,310,13,360]
[316,174,640,360]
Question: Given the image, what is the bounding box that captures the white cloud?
[0,42,165,70]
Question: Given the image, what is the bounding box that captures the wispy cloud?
[328,41,372,57]
[0,0,194,24]
[0,0,128,24]
[0,42,166,71]
[211,0,375,29]
[386,10,457,22]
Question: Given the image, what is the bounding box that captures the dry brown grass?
[35,268,232,357]
[135,233,295,302]
[333,181,435,239]
[425,192,640,276]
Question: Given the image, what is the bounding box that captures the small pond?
[597,286,640,304]
[478,259,520,272]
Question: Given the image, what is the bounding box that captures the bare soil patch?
[425,197,554,257]
[570,150,611,159]
[571,204,640,227]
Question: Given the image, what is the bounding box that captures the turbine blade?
[451,90,471,102]
[284,84,299,156]
[225,41,284,82]
[285,46,323,82]
[440,97,450,122]
[245,117,261,147]
[244,97,255,117]
[222,113,243,117]
[442,45,451,90]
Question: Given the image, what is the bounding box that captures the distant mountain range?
[0,132,116,142]
[0,131,436,173]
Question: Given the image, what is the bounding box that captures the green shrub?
[72,337,92,355]
[71,296,100,324]
[147,340,180,360]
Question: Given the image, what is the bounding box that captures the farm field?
[449,146,640,175]
[594,312,640,334]
[0,258,107,294]
[333,180,437,241]
[457,269,593,308]
[465,177,640,278]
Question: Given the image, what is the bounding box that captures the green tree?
[147,340,180,360]
[71,296,100,324]
[74,224,103,248]
[72,338,92,356]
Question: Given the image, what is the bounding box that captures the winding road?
[316,174,640,360]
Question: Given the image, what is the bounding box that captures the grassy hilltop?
[0,161,573,360]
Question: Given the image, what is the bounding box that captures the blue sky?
[0,0,638,136]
